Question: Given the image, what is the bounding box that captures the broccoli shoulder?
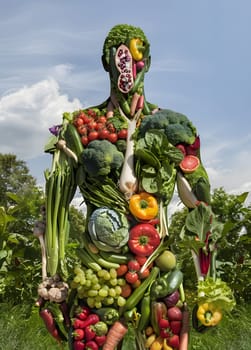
[139,109,197,145]
[81,140,124,177]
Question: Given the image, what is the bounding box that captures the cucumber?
[166,269,183,295]
[64,123,83,158]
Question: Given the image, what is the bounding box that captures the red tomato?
[99,129,110,139]
[127,260,140,272]
[116,264,128,276]
[87,109,96,118]
[74,117,84,127]
[118,129,128,139]
[138,267,150,279]
[81,136,89,146]
[95,122,104,131]
[77,125,88,135]
[135,255,148,266]
[88,131,99,141]
[98,116,107,123]
[125,271,139,284]
[107,133,118,143]
[88,121,97,130]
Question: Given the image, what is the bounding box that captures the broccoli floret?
[139,109,197,145]
[82,140,124,177]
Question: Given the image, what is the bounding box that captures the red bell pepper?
[128,223,160,257]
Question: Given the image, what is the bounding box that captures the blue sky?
[1,0,251,206]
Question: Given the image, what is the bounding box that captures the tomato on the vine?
[81,136,89,146]
[88,131,99,141]
[99,129,109,139]
[77,125,88,135]
[135,255,148,266]
[138,267,150,279]
[125,271,139,284]
[74,117,84,127]
[127,260,140,272]
[98,116,107,124]
[118,129,128,139]
[116,264,128,277]
[107,133,118,143]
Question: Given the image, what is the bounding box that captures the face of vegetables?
[108,39,150,95]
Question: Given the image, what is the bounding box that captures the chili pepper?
[150,301,167,334]
[129,192,158,220]
[123,307,140,324]
[79,314,100,329]
[138,293,151,331]
[196,302,222,327]
[128,223,160,257]
[129,38,144,61]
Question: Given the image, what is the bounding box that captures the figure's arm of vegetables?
[45,148,77,277]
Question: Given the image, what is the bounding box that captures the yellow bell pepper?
[150,336,163,350]
[129,38,144,61]
[197,302,222,326]
[129,192,158,220]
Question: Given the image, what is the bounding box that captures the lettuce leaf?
[197,277,236,312]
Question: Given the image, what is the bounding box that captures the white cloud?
[0,78,82,160]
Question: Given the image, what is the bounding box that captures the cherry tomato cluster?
[116,256,151,290]
[73,109,127,146]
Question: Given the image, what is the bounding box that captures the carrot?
[130,92,141,116]
[136,95,144,111]
[39,309,61,343]
[179,303,189,350]
[103,321,128,350]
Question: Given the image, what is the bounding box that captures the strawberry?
[168,334,180,349]
[170,320,182,334]
[73,340,85,350]
[73,328,85,341]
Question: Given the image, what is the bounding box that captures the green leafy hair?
[102,24,150,65]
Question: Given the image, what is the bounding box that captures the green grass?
[0,303,251,349]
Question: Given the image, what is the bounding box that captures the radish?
[118,107,142,199]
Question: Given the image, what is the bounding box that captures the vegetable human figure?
[37,24,235,349]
